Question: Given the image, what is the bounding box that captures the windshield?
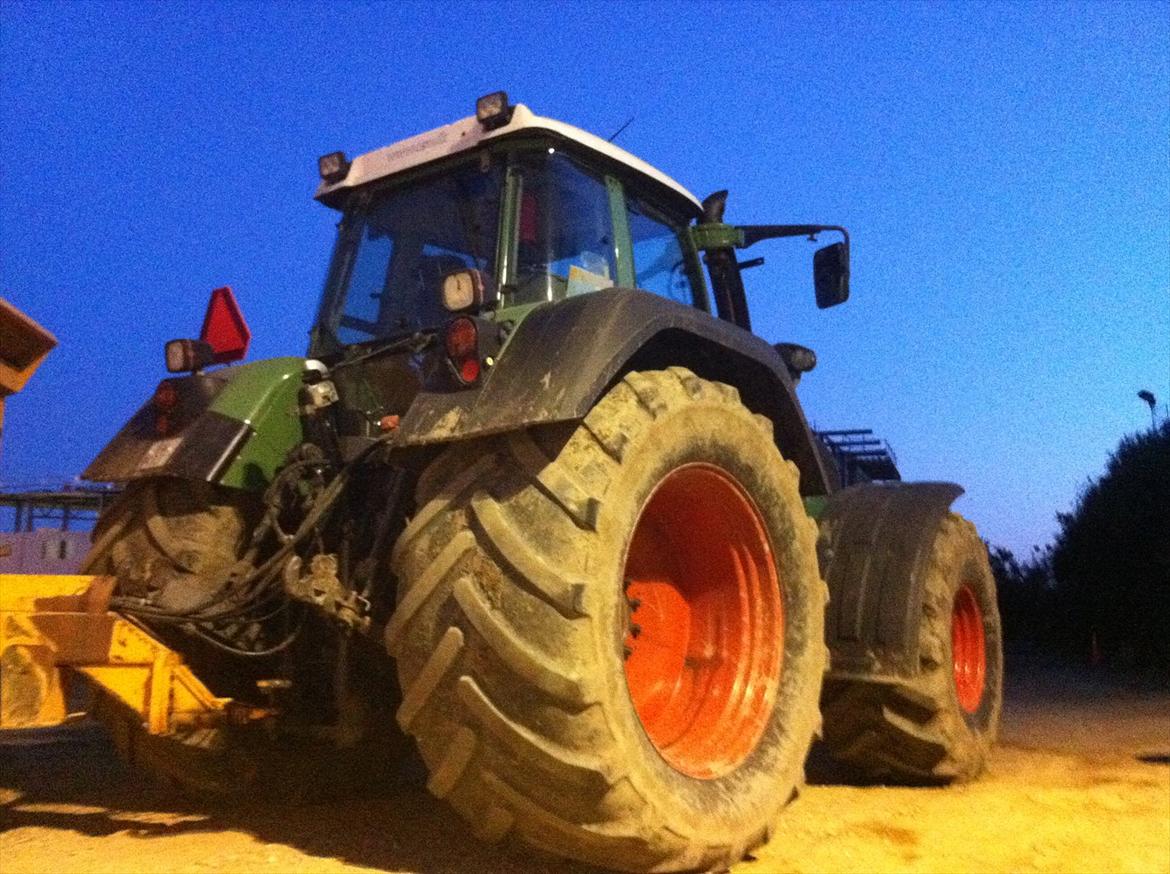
[315,161,503,349]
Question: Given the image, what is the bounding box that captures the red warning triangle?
[199,287,251,364]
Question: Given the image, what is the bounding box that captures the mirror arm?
[739,224,850,251]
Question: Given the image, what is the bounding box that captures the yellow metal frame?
[0,298,58,433]
[0,574,257,734]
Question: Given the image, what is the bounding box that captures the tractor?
[1,93,1002,873]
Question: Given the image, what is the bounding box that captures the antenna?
[607,116,635,143]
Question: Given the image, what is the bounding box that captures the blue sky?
[2,1,1167,556]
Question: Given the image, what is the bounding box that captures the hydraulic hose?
[110,430,399,626]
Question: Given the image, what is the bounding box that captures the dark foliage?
[989,421,1169,681]
[989,544,1055,646]
[1051,421,1170,676]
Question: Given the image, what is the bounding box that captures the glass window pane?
[628,198,692,305]
[511,152,616,305]
[337,232,392,344]
[322,161,502,346]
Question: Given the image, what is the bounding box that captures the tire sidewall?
[587,402,823,834]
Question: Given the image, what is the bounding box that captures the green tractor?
[80,93,1002,872]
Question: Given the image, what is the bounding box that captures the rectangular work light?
[475,91,514,130]
[318,151,350,183]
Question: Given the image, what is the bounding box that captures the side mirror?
[732,223,851,310]
[814,242,849,309]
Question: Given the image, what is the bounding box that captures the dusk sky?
[2,1,1167,556]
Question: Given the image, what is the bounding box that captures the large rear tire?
[388,368,826,872]
[820,513,1003,782]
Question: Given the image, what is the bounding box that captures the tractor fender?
[817,481,964,678]
[395,288,833,497]
[82,357,305,491]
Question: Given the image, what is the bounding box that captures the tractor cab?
[309,94,709,357]
[309,93,849,364]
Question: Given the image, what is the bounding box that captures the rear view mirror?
[814,242,849,309]
[732,222,851,310]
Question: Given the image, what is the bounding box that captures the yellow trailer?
[1,301,268,739]
[0,573,268,734]
[0,298,58,445]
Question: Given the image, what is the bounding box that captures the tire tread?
[390,368,824,872]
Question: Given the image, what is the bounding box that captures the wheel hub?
[622,464,783,779]
[952,584,986,714]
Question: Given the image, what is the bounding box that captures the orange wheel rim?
[622,464,783,779]
[952,585,986,714]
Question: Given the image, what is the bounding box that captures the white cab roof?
[314,104,702,213]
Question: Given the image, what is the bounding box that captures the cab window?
[627,196,694,306]
[321,161,503,347]
[509,152,617,304]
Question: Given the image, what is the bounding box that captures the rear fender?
[817,481,964,679]
[82,357,305,491]
[394,288,833,496]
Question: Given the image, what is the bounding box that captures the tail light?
[153,380,179,436]
[153,381,179,411]
[444,318,480,385]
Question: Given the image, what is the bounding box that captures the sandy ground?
[2,658,1168,874]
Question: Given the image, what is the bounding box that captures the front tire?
[388,368,826,872]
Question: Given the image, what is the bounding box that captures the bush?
[1051,421,1170,677]
[989,544,1055,648]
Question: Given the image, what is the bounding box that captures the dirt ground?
[2,657,1167,874]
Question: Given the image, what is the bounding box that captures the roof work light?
[475,91,514,130]
[318,151,350,183]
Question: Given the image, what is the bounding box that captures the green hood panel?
[212,357,305,490]
[82,357,305,491]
